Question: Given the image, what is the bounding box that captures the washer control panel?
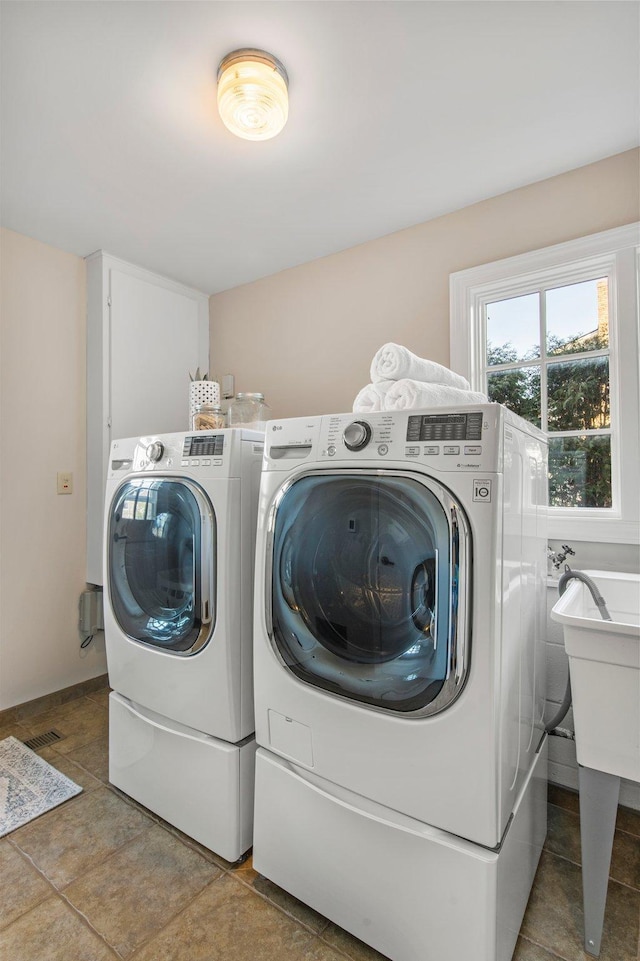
[264,407,504,473]
[323,408,499,472]
[406,411,483,443]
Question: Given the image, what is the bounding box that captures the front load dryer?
[104,428,263,861]
[252,405,548,961]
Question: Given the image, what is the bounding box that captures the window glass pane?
[547,357,610,431]
[487,366,541,427]
[486,292,540,365]
[548,436,612,509]
[546,278,609,355]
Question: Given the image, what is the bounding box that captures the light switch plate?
[222,374,235,399]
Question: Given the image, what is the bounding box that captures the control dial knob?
[343,420,372,451]
[146,441,164,463]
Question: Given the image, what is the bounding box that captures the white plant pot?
[189,381,221,424]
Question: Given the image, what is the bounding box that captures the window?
[450,224,639,543]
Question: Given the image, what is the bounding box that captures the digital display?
[406,411,483,442]
[183,434,225,457]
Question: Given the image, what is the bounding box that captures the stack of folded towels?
[353,342,488,413]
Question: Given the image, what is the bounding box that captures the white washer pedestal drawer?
[109,692,256,863]
[253,740,547,961]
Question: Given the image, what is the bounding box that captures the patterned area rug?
[0,736,82,836]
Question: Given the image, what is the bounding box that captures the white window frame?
[450,223,639,544]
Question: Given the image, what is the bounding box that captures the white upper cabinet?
[86,252,209,584]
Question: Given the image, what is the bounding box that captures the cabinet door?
[110,268,203,438]
[86,253,209,585]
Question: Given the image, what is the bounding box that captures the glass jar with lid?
[191,404,226,431]
[227,392,271,430]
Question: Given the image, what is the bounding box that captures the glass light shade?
[217,49,288,141]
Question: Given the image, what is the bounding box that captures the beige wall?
[0,228,106,710]
[209,149,640,419]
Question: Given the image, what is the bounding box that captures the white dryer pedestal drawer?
[109,692,255,862]
[253,740,547,961]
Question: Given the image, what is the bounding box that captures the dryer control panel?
[108,429,264,480]
[182,433,225,459]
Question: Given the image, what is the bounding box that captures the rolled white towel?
[370,343,470,391]
[353,380,394,413]
[384,379,488,411]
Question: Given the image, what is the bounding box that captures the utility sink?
[551,569,639,781]
[551,570,639,957]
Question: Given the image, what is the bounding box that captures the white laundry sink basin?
[551,570,640,782]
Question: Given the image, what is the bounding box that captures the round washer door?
[268,471,470,715]
[108,477,215,654]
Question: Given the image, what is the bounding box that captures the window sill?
[548,513,639,545]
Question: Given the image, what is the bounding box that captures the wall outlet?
[57,471,73,494]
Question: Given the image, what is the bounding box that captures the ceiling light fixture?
[217,48,289,141]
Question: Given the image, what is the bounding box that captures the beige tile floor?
[1,686,638,961]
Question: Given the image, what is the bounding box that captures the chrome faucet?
[547,543,575,571]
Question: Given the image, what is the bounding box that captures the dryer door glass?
[108,478,215,653]
[270,473,469,715]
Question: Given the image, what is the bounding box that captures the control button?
[181,460,189,467]
[424,446,440,455]
[201,459,211,466]
[405,446,420,457]
[444,445,460,455]
[213,458,223,466]
[327,445,336,457]
[343,420,372,451]
[146,441,164,463]
[464,445,482,455]
[378,444,389,456]
[191,459,200,466]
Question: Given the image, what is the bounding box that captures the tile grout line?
[515,932,573,961]
[4,838,61,921]
[547,799,640,844]
[126,871,234,961]
[9,817,214,961]
[55,888,124,960]
[226,869,333,939]
[542,846,640,896]
[4,839,118,957]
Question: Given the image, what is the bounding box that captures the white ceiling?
[1,1,638,294]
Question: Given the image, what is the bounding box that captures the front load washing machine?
[104,428,263,861]
[252,405,548,961]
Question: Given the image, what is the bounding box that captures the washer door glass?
[270,473,468,714]
[108,478,215,653]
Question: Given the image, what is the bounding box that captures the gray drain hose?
[544,568,612,734]
[557,569,612,622]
